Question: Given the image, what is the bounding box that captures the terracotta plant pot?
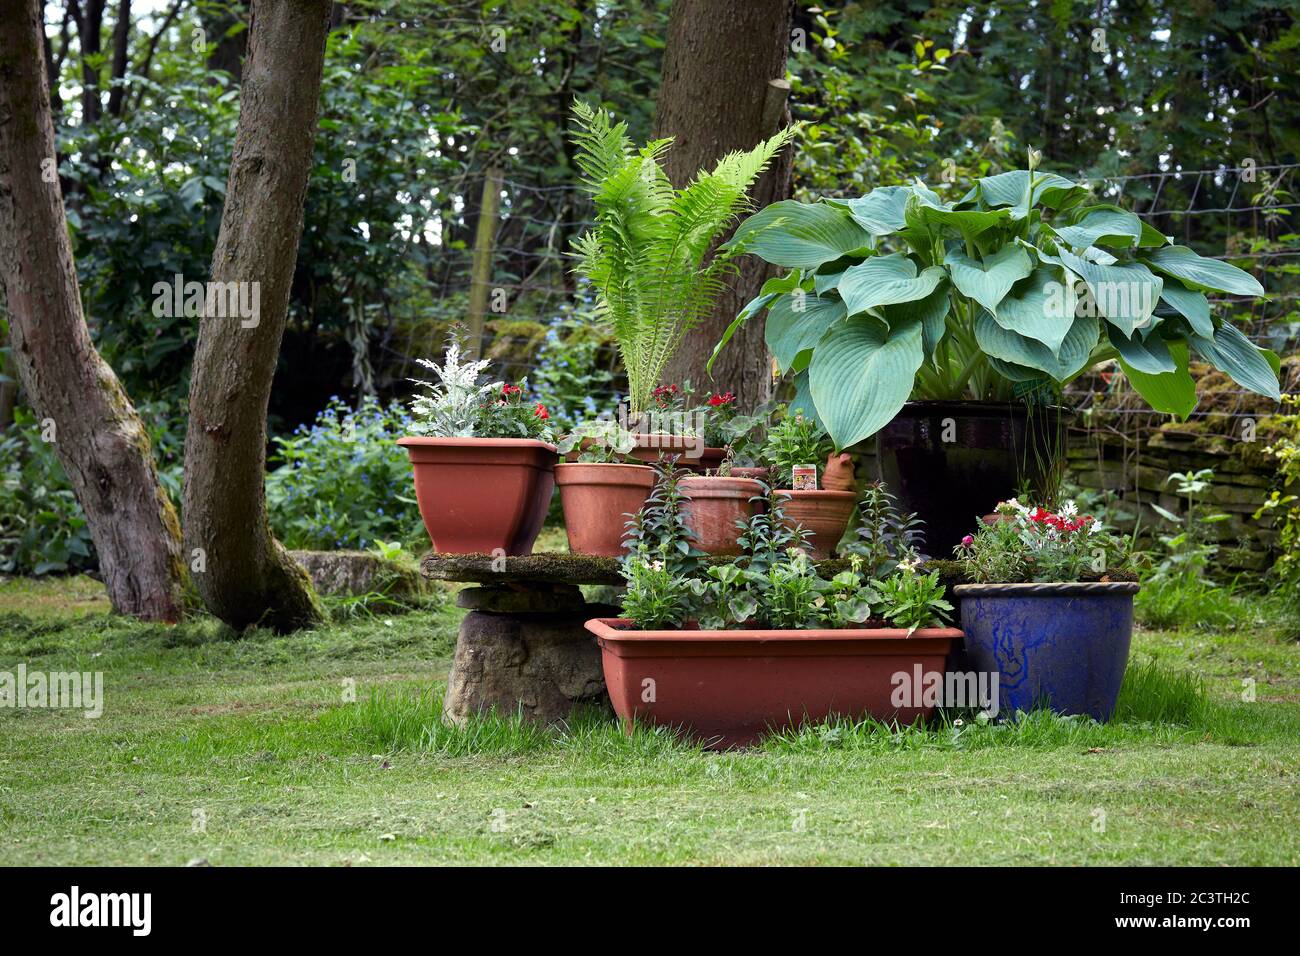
[777,489,856,559]
[586,618,962,748]
[560,435,723,472]
[627,435,725,472]
[678,476,763,556]
[555,462,656,556]
[396,437,556,556]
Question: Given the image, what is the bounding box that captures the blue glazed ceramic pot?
[953,582,1139,721]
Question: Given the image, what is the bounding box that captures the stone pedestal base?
[442,584,615,725]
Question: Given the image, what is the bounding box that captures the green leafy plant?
[1256,395,1300,599]
[761,409,834,481]
[0,408,95,575]
[266,397,421,551]
[877,563,953,635]
[621,458,701,572]
[956,498,1130,583]
[1136,469,1251,631]
[713,151,1282,449]
[844,482,926,575]
[620,558,694,631]
[409,339,552,440]
[568,100,796,414]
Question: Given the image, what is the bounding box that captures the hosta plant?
[712,151,1282,449]
[569,100,796,415]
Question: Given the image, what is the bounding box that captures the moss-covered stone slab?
[421,551,624,585]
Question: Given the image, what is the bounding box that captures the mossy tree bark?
[182,0,331,632]
[0,0,185,621]
[653,0,795,410]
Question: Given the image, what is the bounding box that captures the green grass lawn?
[1,574,1297,866]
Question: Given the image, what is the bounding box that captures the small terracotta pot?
[777,489,856,559]
[396,437,557,555]
[586,618,962,748]
[560,435,723,473]
[555,462,657,556]
[678,476,763,556]
[627,435,724,472]
[728,466,771,482]
[822,452,856,492]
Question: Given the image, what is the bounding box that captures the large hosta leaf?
[1158,282,1213,337]
[946,245,1033,314]
[1053,207,1144,249]
[765,293,848,373]
[828,186,910,236]
[1118,340,1197,419]
[1056,249,1163,336]
[1142,245,1265,296]
[727,200,872,270]
[809,316,926,449]
[1191,323,1282,400]
[1107,326,1176,374]
[993,265,1075,354]
[881,279,951,360]
[975,310,1098,381]
[904,189,1008,242]
[838,254,946,316]
[978,170,1086,210]
[707,270,803,374]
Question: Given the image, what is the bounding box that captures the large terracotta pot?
[555,462,656,556]
[875,401,1070,556]
[777,489,856,559]
[586,618,962,748]
[396,437,556,555]
[678,476,763,556]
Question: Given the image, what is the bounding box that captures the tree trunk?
[105,0,131,118]
[0,0,184,621]
[653,0,794,410]
[204,0,249,82]
[182,0,330,633]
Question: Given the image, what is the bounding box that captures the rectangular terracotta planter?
[584,618,962,748]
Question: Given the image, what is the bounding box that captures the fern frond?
[568,103,798,412]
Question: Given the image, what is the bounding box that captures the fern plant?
[568,100,796,414]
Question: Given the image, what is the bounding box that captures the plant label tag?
[791,465,818,491]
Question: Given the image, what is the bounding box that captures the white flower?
[1060,500,1079,518]
[897,557,921,574]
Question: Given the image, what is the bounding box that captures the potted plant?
[554,419,654,557]
[397,341,556,555]
[952,499,1138,721]
[760,409,856,559]
[567,100,795,447]
[677,456,763,557]
[585,471,960,748]
[710,152,1282,552]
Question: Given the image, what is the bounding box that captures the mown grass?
[1,574,1298,865]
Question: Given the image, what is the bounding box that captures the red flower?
[534,403,549,420]
[501,383,522,398]
[708,391,736,407]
